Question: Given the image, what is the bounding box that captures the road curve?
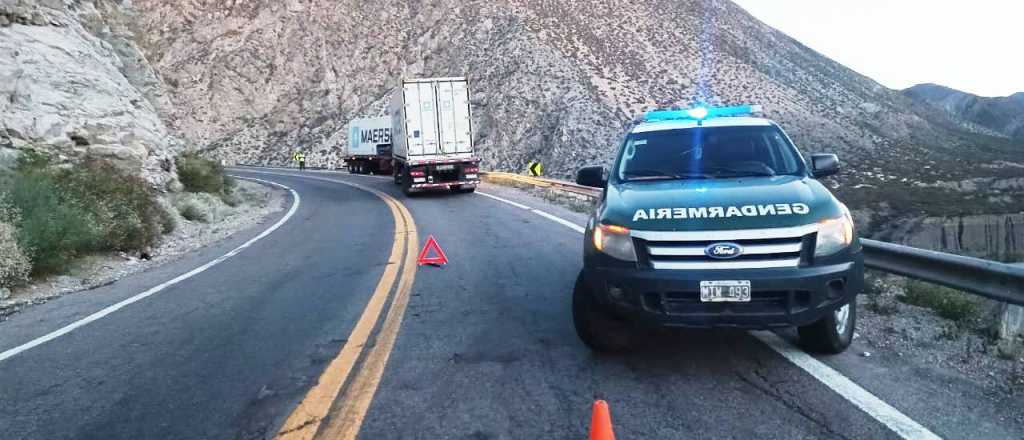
[0,174,396,439]
[0,168,1021,440]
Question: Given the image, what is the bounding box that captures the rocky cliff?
[904,214,1024,261]
[0,0,180,188]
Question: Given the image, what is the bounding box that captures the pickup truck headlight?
[593,223,637,262]
[815,208,854,257]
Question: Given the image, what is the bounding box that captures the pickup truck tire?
[454,187,476,194]
[798,300,856,354]
[572,272,633,352]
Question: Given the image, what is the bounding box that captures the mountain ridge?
[903,83,1024,140]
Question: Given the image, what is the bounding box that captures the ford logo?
[705,242,744,259]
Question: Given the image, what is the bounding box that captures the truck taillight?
[410,169,426,177]
[464,166,479,174]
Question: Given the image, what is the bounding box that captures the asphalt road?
[0,168,1020,439]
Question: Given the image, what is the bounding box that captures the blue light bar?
[644,105,763,122]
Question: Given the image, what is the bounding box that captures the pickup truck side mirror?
[810,154,840,178]
[576,166,607,188]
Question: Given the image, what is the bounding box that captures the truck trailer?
[344,117,394,175]
[389,77,480,195]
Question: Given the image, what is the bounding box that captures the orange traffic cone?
[590,400,616,440]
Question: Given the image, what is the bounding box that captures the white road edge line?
[475,189,941,440]
[476,191,532,210]
[476,191,585,233]
[0,176,301,363]
[752,332,941,440]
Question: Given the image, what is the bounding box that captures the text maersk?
[633,203,810,221]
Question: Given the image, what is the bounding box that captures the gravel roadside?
[857,273,1024,412]
[0,180,286,320]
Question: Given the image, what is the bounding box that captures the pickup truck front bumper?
[580,254,864,329]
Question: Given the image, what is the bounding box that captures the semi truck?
[389,77,480,196]
[344,117,394,175]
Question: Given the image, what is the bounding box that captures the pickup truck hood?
[599,175,843,231]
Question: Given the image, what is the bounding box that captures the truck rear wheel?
[401,168,416,197]
[393,166,401,185]
[572,272,633,352]
[798,300,856,354]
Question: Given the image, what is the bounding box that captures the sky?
[730,1,1024,97]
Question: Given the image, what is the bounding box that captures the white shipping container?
[390,77,474,163]
[346,117,393,157]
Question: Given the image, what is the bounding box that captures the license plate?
[700,280,751,302]
[436,164,455,171]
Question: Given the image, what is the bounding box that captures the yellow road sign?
[528,161,542,177]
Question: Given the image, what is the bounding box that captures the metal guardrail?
[861,240,1024,306]
[482,171,1024,307]
[480,172,602,198]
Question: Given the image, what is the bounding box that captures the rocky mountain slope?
[0,0,181,188]
[5,0,1022,226]
[127,0,1023,223]
[904,84,1024,140]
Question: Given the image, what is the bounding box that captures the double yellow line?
[276,183,419,440]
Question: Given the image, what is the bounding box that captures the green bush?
[0,201,31,288]
[5,171,100,275]
[178,203,208,222]
[15,149,51,171]
[56,160,168,252]
[158,205,177,234]
[219,176,241,207]
[2,156,171,276]
[176,153,227,194]
[900,280,980,323]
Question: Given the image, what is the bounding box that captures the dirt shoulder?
[857,272,1024,404]
[0,179,285,320]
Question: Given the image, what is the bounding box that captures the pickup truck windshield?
[617,125,805,181]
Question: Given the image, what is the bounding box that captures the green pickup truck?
[573,105,863,354]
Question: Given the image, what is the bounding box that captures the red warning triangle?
[417,235,449,266]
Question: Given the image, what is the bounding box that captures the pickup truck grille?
[632,224,817,270]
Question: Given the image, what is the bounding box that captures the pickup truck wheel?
[798,300,856,354]
[455,187,476,194]
[572,272,633,352]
